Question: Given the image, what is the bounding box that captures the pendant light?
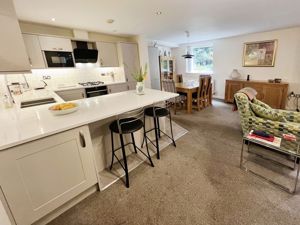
[182,31,194,59]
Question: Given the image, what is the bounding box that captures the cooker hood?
[73,41,98,63]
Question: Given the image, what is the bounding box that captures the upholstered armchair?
[234,92,300,140]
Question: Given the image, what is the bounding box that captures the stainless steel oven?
[43,51,75,68]
[85,86,108,98]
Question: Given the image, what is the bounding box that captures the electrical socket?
[42,75,51,80]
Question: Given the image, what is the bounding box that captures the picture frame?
[243,40,278,67]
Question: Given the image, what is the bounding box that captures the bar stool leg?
[157,117,161,138]
[110,131,115,170]
[141,113,146,148]
[131,133,138,153]
[169,111,176,147]
[119,134,129,188]
[144,126,154,167]
[153,116,160,159]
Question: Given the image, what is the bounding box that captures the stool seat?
[109,117,143,134]
[144,107,169,117]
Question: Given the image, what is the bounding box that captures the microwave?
[43,51,75,68]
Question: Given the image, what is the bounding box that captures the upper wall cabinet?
[39,36,73,52]
[0,0,30,72]
[118,42,140,83]
[23,34,46,69]
[96,42,119,67]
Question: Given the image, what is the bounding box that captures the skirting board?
[98,120,188,190]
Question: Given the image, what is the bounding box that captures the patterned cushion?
[252,98,272,109]
[250,102,287,122]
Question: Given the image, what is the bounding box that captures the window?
[186,46,213,73]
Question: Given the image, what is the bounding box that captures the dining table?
[175,82,199,114]
[175,81,212,113]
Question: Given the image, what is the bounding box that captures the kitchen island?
[0,89,181,225]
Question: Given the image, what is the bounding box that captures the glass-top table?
[240,131,300,194]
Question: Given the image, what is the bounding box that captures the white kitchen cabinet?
[56,88,86,101]
[0,126,97,225]
[107,83,129,94]
[96,42,119,67]
[39,36,73,52]
[118,42,140,84]
[22,34,46,69]
[0,0,30,72]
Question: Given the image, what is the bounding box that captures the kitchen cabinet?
[225,79,288,109]
[39,36,73,52]
[0,126,97,225]
[96,42,119,67]
[107,83,129,94]
[22,34,46,69]
[118,42,140,84]
[55,88,86,101]
[0,0,30,72]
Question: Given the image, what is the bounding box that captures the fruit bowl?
[49,102,79,116]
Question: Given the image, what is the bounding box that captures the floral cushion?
[249,102,287,122]
[252,98,272,109]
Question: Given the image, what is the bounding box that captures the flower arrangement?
[132,64,147,82]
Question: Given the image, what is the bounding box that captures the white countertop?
[0,89,178,150]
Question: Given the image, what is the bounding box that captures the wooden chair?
[192,75,212,111]
[161,79,186,114]
[200,75,212,107]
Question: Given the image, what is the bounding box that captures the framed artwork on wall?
[243,40,278,67]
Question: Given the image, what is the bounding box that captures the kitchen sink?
[21,98,56,108]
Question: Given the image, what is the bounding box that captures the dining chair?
[161,79,186,114]
[192,75,212,111]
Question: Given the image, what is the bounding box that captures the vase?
[230,69,241,80]
[136,82,145,95]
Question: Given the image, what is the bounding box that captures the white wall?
[172,27,300,100]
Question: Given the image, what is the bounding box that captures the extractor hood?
[73,41,98,63]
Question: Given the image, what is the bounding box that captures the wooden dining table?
[175,82,199,114]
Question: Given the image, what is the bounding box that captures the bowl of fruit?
[49,102,79,116]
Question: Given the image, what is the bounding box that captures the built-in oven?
[85,86,108,98]
[43,51,75,68]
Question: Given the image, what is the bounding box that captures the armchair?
[234,92,300,141]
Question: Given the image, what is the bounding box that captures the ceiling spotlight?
[155,11,162,16]
[106,19,115,24]
[51,18,56,22]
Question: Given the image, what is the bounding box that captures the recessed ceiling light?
[51,18,56,22]
[106,19,115,24]
[155,11,162,16]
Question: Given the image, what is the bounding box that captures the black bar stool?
[109,108,154,188]
[142,102,176,159]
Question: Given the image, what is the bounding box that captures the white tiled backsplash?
[0,66,125,93]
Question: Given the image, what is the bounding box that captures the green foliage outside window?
[192,47,213,72]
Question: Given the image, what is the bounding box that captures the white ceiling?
[13,0,300,45]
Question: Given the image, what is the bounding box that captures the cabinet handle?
[58,48,63,50]
[79,132,86,148]
[53,48,57,50]
[81,93,85,98]
[109,89,111,93]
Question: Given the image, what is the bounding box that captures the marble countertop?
[0,89,178,150]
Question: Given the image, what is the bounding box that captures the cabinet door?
[96,42,119,67]
[225,81,243,103]
[119,43,140,83]
[107,83,128,94]
[243,83,264,100]
[0,126,97,225]
[39,36,73,52]
[23,34,46,69]
[262,86,284,109]
[0,12,30,72]
[56,89,86,101]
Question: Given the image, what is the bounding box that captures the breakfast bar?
[0,89,180,225]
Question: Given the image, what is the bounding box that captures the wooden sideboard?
[225,79,289,109]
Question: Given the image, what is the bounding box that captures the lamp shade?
[230,69,241,79]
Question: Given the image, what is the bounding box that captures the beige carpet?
[48,101,300,225]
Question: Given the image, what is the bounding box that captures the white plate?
[49,104,79,116]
